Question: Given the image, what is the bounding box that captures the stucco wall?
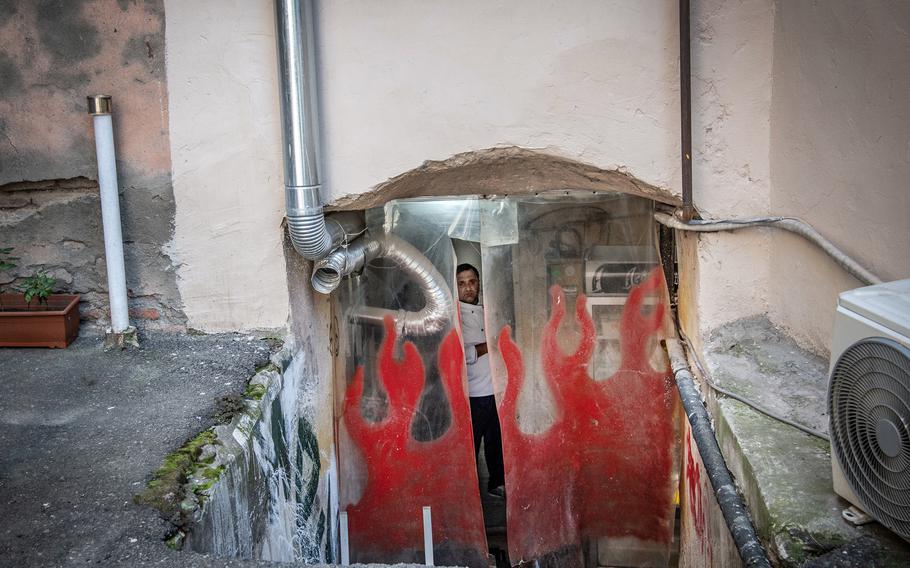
[7,0,906,348]
[0,0,182,329]
[165,0,693,331]
[164,0,289,332]
[768,1,910,355]
[166,0,781,332]
[688,0,774,337]
[317,0,681,201]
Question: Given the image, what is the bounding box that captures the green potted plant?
[22,270,56,309]
[0,254,81,348]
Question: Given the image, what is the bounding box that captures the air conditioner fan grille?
[829,337,910,539]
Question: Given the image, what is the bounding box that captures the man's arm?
[465,344,477,364]
[464,342,488,364]
[460,305,488,362]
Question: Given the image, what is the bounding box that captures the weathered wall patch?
[0,0,182,330]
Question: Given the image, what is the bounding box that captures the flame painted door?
[482,196,680,567]
[335,206,488,568]
[335,195,679,568]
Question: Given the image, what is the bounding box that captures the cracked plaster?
[0,0,182,330]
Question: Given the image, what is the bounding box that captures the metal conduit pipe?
[666,338,772,568]
[276,0,348,261]
[655,212,882,286]
[342,234,454,337]
[679,0,694,221]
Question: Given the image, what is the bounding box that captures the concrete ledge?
[712,397,851,564]
[702,317,910,566]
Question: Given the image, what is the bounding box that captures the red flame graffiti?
[343,316,487,565]
[686,433,713,564]
[498,268,678,562]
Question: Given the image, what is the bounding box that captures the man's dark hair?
[456,263,479,278]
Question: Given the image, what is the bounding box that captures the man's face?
[457,269,480,304]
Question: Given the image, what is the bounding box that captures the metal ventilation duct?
[274,0,450,336]
[275,0,341,260]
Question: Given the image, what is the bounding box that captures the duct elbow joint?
[285,184,331,260]
[311,236,380,294]
[287,211,332,260]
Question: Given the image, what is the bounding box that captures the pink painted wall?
[0,0,170,183]
[0,0,182,329]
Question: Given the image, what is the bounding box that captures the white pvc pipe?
[340,511,349,566]
[422,506,434,566]
[89,97,130,333]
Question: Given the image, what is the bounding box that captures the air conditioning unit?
[828,278,910,540]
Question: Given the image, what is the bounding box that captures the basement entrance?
[334,191,680,568]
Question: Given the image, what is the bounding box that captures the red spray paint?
[498,268,678,563]
[343,316,487,566]
[686,432,714,564]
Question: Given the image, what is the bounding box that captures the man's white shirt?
[459,301,494,397]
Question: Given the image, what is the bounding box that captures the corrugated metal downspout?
[275,0,335,260]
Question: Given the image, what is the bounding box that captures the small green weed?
[21,270,55,308]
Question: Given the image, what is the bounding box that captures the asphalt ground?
[0,330,296,568]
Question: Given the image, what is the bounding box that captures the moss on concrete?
[712,396,858,566]
[693,317,910,565]
[253,361,278,375]
[135,346,293,551]
[259,333,285,353]
[200,464,224,480]
[137,357,281,532]
[243,382,267,401]
[165,531,185,551]
[133,429,218,525]
[213,392,244,423]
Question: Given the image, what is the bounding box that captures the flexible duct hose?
[320,234,453,336]
[363,234,454,336]
[654,212,882,286]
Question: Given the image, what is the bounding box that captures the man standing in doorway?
[456,263,506,499]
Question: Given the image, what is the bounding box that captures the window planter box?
[0,294,80,348]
